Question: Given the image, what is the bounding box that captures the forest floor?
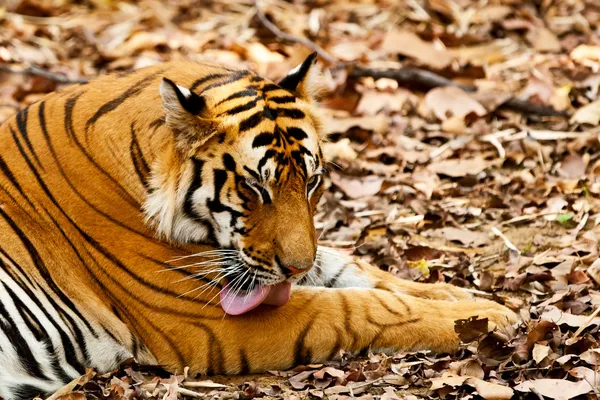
[1,0,600,399]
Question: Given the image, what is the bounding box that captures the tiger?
[0,53,517,399]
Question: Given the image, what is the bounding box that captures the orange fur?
[0,60,517,385]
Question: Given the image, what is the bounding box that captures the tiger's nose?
[280,264,304,277]
[276,255,313,277]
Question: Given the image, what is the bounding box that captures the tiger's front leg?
[297,246,473,301]
[159,286,517,374]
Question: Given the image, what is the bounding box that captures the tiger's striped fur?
[0,55,517,399]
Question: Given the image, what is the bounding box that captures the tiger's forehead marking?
[193,71,321,181]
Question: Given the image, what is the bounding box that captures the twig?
[254,0,567,118]
[491,227,521,255]
[254,0,337,64]
[0,64,88,84]
[566,306,600,346]
[348,66,568,117]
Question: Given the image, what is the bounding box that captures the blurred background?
[1,1,600,398]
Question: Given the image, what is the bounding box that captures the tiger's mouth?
[219,268,292,315]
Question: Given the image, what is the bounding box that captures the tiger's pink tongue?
[220,282,292,315]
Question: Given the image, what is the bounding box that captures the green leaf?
[556,213,574,224]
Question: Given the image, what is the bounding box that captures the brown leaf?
[570,44,600,63]
[570,100,600,125]
[330,173,384,199]
[532,343,551,364]
[454,316,490,343]
[557,154,587,179]
[527,27,561,53]
[541,306,600,329]
[433,227,490,247]
[427,156,490,177]
[381,29,452,69]
[356,89,416,115]
[514,379,594,399]
[422,86,487,121]
[430,373,513,400]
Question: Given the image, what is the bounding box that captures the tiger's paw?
[390,280,474,302]
[422,283,474,302]
[452,299,519,334]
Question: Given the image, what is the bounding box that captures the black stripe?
[39,99,155,241]
[86,70,163,129]
[238,111,262,132]
[261,83,284,93]
[269,96,296,104]
[190,73,227,91]
[257,149,276,173]
[263,107,277,120]
[222,99,259,116]
[2,283,74,383]
[325,265,346,287]
[0,155,38,212]
[64,93,139,208]
[252,132,275,148]
[193,322,225,375]
[217,89,258,105]
[0,294,47,380]
[15,107,44,170]
[3,283,46,342]
[10,384,46,400]
[222,153,236,171]
[239,349,250,374]
[149,117,165,131]
[0,137,99,339]
[286,127,308,141]
[278,108,305,119]
[293,319,316,367]
[202,71,251,92]
[183,158,204,218]
[130,123,150,187]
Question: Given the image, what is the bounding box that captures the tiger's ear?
[160,78,217,151]
[278,52,322,101]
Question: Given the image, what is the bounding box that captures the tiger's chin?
[219,281,292,316]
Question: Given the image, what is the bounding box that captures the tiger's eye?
[306,175,320,194]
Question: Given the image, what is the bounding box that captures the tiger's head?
[144,54,326,312]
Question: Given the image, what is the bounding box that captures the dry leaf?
[569,366,600,387]
[330,173,384,199]
[541,306,600,328]
[557,154,587,179]
[430,373,513,400]
[454,317,490,343]
[532,343,550,364]
[427,156,490,177]
[431,227,490,247]
[570,100,600,125]
[381,29,452,69]
[356,89,416,115]
[422,86,487,121]
[527,27,561,53]
[570,44,600,63]
[514,379,594,399]
[324,114,389,135]
[322,138,358,161]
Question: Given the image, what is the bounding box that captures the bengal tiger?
[0,53,517,399]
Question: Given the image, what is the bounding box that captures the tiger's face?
[145,54,325,291]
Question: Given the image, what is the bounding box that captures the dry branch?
[0,64,88,85]
[349,66,569,117]
[254,0,337,65]
[253,0,567,118]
